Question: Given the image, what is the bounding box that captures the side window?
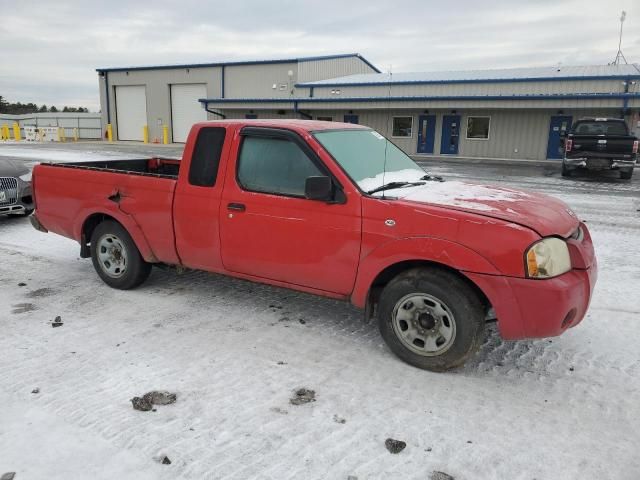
[188,127,226,187]
[237,136,323,197]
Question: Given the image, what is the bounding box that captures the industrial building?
[98,54,640,160]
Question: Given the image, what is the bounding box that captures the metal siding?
[297,57,378,83]
[106,67,221,142]
[309,79,627,99]
[224,63,298,99]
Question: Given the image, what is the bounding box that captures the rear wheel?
[561,162,572,177]
[90,220,151,289]
[377,268,485,371]
[620,169,633,180]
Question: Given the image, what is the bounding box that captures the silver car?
[0,159,34,216]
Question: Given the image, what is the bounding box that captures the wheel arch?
[362,259,492,322]
[78,211,157,262]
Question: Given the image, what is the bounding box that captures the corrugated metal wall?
[216,107,622,160]
[224,63,298,99]
[297,57,378,83]
[308,79,627,99]
[100,67,222,142]
[0,113,102,139]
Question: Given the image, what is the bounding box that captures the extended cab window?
[188,127,226,187]
[237,136,323,196]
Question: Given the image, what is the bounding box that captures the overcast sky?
[1,0,639,111]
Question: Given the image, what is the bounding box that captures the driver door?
[219,127,361,295]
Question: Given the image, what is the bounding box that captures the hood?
[0,158,30,178]
[391,181,580,237]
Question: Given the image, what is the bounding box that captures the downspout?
[221,65,225,98]
[294,101,312,120]
[105,71,111,124]
[204,102,226,119]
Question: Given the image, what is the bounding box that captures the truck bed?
[51,157,181,178]
[33,158,181,265]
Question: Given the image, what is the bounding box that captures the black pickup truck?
[562,118,638,179]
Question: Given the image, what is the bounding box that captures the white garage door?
[171,84,208,143]
[115,85,147,141]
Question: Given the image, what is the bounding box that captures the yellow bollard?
[4,124,10,140]
[59,127,66,142]
[73,128,79,142]
[106,123,113,142]
[0,124,6,140]
[143,125,149,144]
[13,122,21,141]
[162,125,169,144]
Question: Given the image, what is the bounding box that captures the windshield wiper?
[366,181,425,195]
[420,174,445,182]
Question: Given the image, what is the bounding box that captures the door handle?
[227,202,246,212]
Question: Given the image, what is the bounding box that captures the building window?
[316,116,333,121]
[392,117,413,137]
[466,116,491,140]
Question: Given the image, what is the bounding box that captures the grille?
[0,177,19,206]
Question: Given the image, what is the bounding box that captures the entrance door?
[416,114,436,154]
[547,115,573,159]
[343,114,359,124]
[440,115,461,154]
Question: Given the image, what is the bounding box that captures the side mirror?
[305,176,332,201]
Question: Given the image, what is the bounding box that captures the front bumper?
[466,223,597,340]
[0,177,33,215]
[467,264,597,339]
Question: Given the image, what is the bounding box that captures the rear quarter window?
[188,127,226,187]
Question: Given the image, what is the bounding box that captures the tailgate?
[571,135,636,155]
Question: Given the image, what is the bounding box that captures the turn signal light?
[633,140,638,154]
[565,139,573,152]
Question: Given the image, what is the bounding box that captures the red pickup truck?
[30,120,597,371]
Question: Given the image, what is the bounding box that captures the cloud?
[1,0,639,110]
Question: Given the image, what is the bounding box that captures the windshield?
[313,129,425,193]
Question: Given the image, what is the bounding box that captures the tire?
[561,162,572,177]
[620,169,633,180]
[377,268,485,371]
[90,220,151,289]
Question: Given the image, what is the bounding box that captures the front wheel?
[377,268,485,371]
[90,220,151,289]
[620,169,633,180]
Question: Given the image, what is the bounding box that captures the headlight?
[525,237,571,278]
[19,172,32,182]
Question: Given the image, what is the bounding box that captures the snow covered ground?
[1,145,639,479]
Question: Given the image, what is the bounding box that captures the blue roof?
[296,64,640,87]
[96,53,380,73]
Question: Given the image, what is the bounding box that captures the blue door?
[440,115,461,155]
[343,114,359,124]
[416,114,436,154]
[546,115,573,159]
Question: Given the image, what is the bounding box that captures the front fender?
[350,236,500,308]
[73,206,158,263]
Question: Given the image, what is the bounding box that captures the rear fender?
[74,206,158,263]
[351,237,500,308]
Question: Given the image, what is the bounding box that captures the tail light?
[633,140,638,154]
[565,139,573,152]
